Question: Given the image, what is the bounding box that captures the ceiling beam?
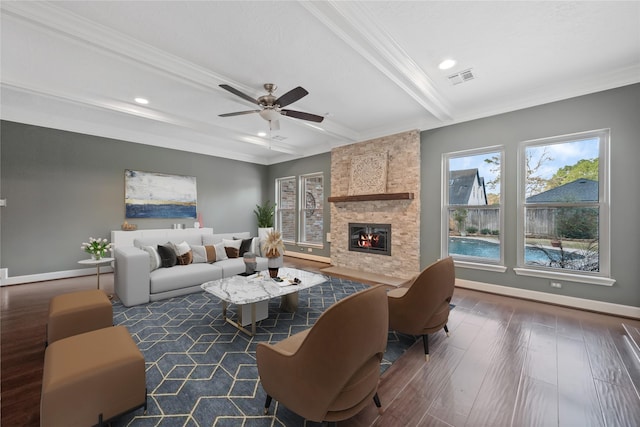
[301,1,453,122]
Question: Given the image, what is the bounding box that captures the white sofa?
[113,229,267,306]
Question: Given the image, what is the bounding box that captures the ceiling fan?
[219,83,324,131]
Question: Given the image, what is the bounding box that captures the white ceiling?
[2,1,639,165]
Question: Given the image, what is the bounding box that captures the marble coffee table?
[201,267,328,336]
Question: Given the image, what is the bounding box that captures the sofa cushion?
[149,264,223,294]
[202,232,251,246]
[134,232,202,248]
[157,243,177,268]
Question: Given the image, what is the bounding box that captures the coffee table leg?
[280,292,299,313]
[222,301,228,320]
[251,303,257,336]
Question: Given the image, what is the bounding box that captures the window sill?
[295,242,323,249]
[453,260,508,273]
[513,268,616,286]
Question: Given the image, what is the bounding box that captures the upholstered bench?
[41,325,147,427]
[47,289,112,345]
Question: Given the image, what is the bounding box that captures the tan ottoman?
[47,289,112,345]
[41,325,147,427]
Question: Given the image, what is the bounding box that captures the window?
[275,177,296,243]
[275,173,325,247]
[442,147,504,269]
[299,173,324,246]
[516,129,612,285]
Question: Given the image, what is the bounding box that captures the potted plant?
[254,200,275,242]
[262,229,285,278]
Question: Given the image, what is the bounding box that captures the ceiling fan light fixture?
[259,109,280,121]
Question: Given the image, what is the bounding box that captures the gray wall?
[1,121,268,276]
[267,152,331,258]
[421,84,640,307]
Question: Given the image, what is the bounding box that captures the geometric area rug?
[111,276,417,426]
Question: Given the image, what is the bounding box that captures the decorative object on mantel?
[262,230,285,278]
[328,192,414,203]
[348,152,388,195]
[81,237,112,260]
[121,221,138,231]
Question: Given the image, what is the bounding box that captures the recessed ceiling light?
[438,59,456,70]
[257,131,267,137]
[134,97,149,105]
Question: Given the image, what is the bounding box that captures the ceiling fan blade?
[219,84,259,105]
[275,86,308,108]
[218,110,260,117]
[269,120,280,131]
[280,109,325,123]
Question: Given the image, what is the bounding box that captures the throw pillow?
[223,238,242,258]
[141,245,161,271]
[213,242,228,261]
[192,244,217,263]
[251,236,262,256]
[157,243,177,268]
[172,241,193,265]
[190,245,207,263]
[235,237,254,257]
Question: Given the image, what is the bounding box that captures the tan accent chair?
[257,284,388,425]
[387,256,455,361]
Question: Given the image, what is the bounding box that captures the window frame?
[298,172,324,248]
[441,146,507,272]
[514,128,614,286]
[275,176,296,244]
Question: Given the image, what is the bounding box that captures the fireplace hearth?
[349,223,391,256]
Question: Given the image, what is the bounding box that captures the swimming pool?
[448,237,583,264]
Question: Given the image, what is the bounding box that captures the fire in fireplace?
[349,223,391,256]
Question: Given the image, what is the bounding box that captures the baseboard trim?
[456,278,640,319]
[284,251,331,264]
[0,266,113,286]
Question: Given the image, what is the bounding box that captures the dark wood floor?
[2,257,639,426]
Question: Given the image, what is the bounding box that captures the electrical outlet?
[550,281,562,288]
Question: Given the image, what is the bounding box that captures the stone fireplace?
[349,223,391,256]
[329,130,420,280]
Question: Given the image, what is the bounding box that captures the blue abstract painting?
[125,170,197,218]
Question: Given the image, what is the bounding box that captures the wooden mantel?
[328,192,414,203]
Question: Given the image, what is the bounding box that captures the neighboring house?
[526,179,598,203]
[449,169,488,205]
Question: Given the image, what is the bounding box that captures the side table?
[78,257,114,292]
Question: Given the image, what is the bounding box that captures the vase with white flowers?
[262,230,285,278]
[81,237,112,260]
